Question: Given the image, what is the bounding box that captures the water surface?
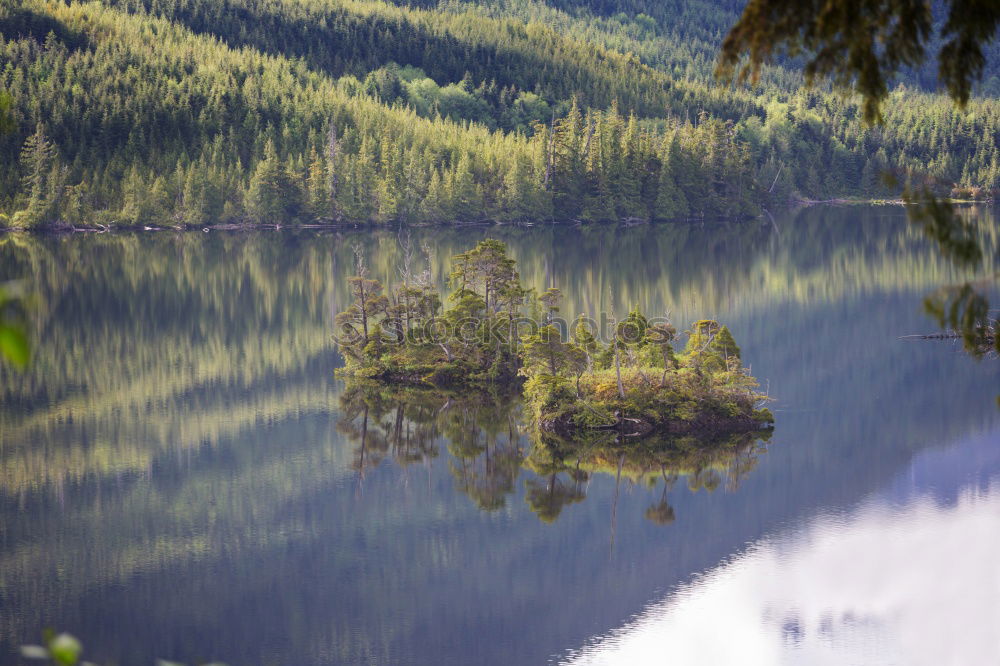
[0,205,997,665]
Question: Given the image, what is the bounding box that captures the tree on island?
[335,250,390,355]
[448,239,520,314]
[644,321,679,385]
[521,324,571,376]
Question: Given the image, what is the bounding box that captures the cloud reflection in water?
[563,431,1000,666]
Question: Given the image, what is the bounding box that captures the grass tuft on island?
[335,239,773,438]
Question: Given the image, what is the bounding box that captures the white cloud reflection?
[563,477,1000,665]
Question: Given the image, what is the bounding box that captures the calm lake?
[1,204,998,665]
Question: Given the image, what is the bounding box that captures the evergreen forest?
[2,0,1000,227]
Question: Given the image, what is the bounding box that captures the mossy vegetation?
[523,316,773,437]
[335,239,773,436]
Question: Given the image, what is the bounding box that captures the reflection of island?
[525,429,771,524]
[337,381,771,524]
[337,382,526,510]
[337,382,444,476]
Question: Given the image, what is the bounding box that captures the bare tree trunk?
[359,280,369,344]
[768,160,783,193]
[544,112,555,189]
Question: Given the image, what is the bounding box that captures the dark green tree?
[247,141,302,223]
[16,124,63,227]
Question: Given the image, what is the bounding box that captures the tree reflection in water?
[337,380,772,523]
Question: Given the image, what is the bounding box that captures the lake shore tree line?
[3,0,1000,228]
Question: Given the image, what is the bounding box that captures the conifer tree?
[613,112,644,219]
[710,325,741,365]
[501,155,540,221]
[17,125,60,227]
[552,98,587,219]
[581,113,615,222]
[521,324,571,376]
[420,168,447,222]
[305,148,331,219]
[325,124,341,220]
[448,153,481,221]
[654,133,689,220]
[247,141,302,223]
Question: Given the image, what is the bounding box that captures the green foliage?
[683,319,718,352]
[21,631,82,666]
[722,0,1000,364]
[247,142,302,223]
[712,325,741,362]
[719,1,1000,366]
[573,316,599,355]
[338,239,526,383]
[335,271,391,360]
[0,90,14,136]
[2,0,759,225]
[448,239,520,310]
[337,371,763,527]
[521,323,572,376]
[5,0,999,225]
[15,124,64,227]
[718,0,1000,123]
[525,313,770,436]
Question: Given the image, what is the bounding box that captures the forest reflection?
[1,205,997,664]
[337,381,770,524]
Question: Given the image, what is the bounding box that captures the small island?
[335,239,773,437]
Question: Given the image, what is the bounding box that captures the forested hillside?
[1,0,999,227]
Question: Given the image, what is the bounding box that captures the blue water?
[1,204,997,664]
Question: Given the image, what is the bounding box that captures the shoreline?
[791,197,992,206]
[2,198,994,234]
[0,215,753,234]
